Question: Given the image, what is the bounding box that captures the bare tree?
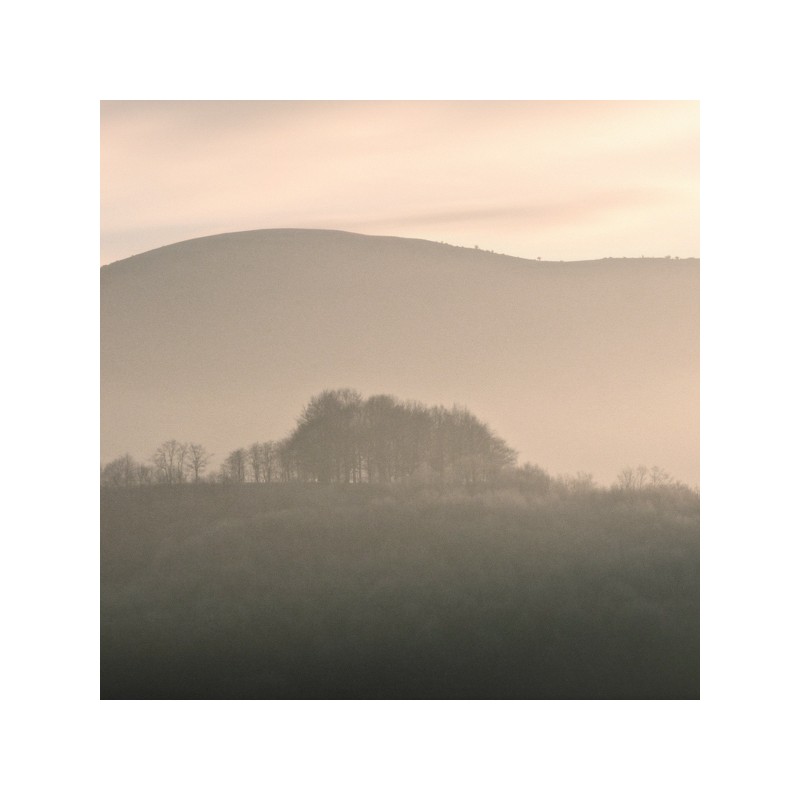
[223,448,248,483]
[248,443,263,483]
[557,471,596,493]
[136,463,155,485]
[649,465,672,487]
[616,466,636,489]
[186,443,211,482]
[260,441,277,483]
[152,440,188,484]
[101,454,138,487]
[616,465,649,490]
[616,464,672,490]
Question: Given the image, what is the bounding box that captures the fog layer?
[101,229,698,485]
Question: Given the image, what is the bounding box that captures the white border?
[5,1,798,798]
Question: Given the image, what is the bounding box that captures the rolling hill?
[101,229,698,485]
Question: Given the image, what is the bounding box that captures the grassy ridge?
[101,484,699,699]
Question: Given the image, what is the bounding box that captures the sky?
[100,100,698,264]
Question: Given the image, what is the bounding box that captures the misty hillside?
[101,229,698,484]
[102,481,699,699]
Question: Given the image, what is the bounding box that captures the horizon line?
[101,227,700,268]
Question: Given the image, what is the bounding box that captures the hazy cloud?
[101,101,698,263]
[347,189,675,232]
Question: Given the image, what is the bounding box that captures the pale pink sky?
[101,100,698,265]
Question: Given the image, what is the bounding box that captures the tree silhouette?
[279,390,516,484]
[222,448,247,483]
[186,443,211,483]
[152,440,187,484]
[102,391,520,488]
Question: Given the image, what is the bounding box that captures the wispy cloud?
[101,101,698,263]
[347,189,675,230]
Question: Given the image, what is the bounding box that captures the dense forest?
[100,390,699,699]
[101,480,699,699]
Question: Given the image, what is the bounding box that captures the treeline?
[101,389,518,487]
[101,388,692,491]
[101,440,211,487]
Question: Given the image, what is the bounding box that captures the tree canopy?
[278,389,517,484]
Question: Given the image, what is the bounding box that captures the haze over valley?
[101,228,698,485]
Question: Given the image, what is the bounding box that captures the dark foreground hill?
[101,482,699,699]
[101,229,699,486]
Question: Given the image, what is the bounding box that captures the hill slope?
[101,229,698,484]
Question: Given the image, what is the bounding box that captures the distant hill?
[101,229,699,485]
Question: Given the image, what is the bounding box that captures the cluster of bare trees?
[101,391,686,491]
[101,390,518,487]
[217,442,279,484]
[100,440,211,487]
[100,453,155,488]
[614,465,674,490]
[210,390,517,485]
[276,390,517,484]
